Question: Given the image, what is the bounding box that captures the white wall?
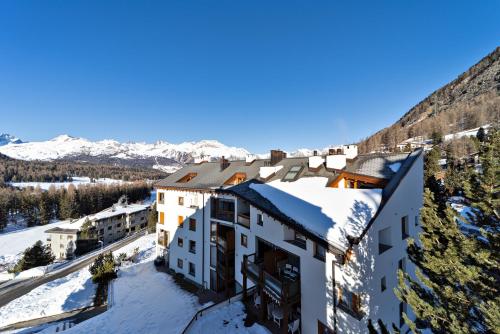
[156,188,208,286]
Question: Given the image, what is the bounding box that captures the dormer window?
[176,173,197,183]
[224,173,247,185]
[282,166,302,181]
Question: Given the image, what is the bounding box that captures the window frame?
[177,237,183,248]
[241,233,248,248]
[177,258,183,269]
[314,242,326,261]
[189,240,196,254]
[189,218,196,231]
[256,213,263,226]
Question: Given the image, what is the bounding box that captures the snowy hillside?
[0,135,250,172]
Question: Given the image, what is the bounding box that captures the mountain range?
[0,135,251,173]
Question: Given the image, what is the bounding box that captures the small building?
[46,201,151,259]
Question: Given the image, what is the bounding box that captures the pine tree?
[39,191,53,225]
[476,127,486,142]
[396,189,489,333]
[11,241,55,273]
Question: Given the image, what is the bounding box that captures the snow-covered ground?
[0,267,96,328]
[0,220,66,273]
[40,233,201,334]
[188,301,270,334]
[9,177,128,191]
[0,234,157,329]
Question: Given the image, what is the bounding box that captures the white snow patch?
[49,262,200,334]
[189,301,270,334]
[250,177,382,250]
[0,267,96,328]
[0,221,66,272]
[258,166,283,179]
[9,177,128,191]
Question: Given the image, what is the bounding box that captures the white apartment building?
[46,201,151,259]
[155,147,423,334]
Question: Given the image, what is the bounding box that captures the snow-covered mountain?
[0,135,250,173]
[0,133,23,146]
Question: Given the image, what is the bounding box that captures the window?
[158,192,165,204]
[117,223,121,228]
[107,226,112,231]
[178,237,183,247]
[241,233,248,248]
[189,218,196,231]
[178,216,184,227]
[67,235,73,240]
[378,227,392,254]
[282,165,302,181]
[159,212,165,224]
[177,259,183,269]
[293,231,307,249]
[210,222,217,243]
[178,197,184,206]
[381,276,387,292]
[189,240,196,254]
[210,245,216,267]
[401,216,409,239]
[257,213,263,226]
[338,287,361,316]
[176,173,197,183]
[398,257,406,273]
[314,243,326,261]
[399,302,407,327]
[189,262,195,276]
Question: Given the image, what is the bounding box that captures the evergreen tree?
[476,127,486,143]
[39,191,53,225]
[147,203,157,233]
[11,241,55,273]
[89,252,117,283]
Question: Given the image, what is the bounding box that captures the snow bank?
[0,267,96,328]
[188,301,270,334]
[250,177,382,250]
[50,262,200,334]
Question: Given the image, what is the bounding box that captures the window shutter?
[352,293,360,313]
[159,212,164,224]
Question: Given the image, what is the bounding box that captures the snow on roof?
[56,203,150,230]
[249,177,382,251]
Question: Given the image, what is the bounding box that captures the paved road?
[0,231,146,308]
[0,305,107,332]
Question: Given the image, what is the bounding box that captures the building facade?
[46,202,151,259]
[155,147,423,334]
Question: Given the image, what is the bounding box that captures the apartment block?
[155,147,423,334]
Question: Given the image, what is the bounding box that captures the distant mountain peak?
[0,133,23,146]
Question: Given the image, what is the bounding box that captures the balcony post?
[242,255,248,300]
[258,268,265,321]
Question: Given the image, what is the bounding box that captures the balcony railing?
[212,209,235,222]
[242,254,300,303]
[237,213,250,228]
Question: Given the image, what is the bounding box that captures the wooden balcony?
[242,254,300,304]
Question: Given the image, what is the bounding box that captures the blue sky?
[0,1,498,152]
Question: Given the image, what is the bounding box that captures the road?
[0,304,107,332]
[0,231,146,308]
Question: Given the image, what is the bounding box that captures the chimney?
[220,156,230,171]
[328,148,336,155]
[313,150,318,156]
[270,150,287,165]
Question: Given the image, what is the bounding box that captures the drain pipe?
[202,192,205,288]
[332,260,338,332]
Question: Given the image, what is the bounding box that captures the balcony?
[211,198,235,222]
[237,213,250,228]
[242,254,300,304]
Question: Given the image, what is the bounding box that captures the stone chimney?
[220,156,230,171]
[270,150,287,165]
